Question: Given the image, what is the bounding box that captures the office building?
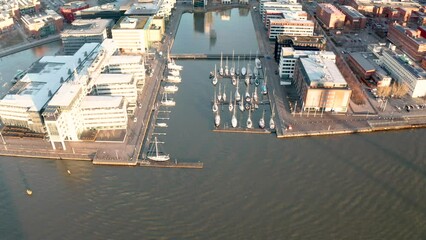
[316,3,345,29]
[61,19,113,55]
[293,53,352,112]
[21,10,63,38]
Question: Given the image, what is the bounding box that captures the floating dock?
[139,160,204,169]
[213,127,272,134]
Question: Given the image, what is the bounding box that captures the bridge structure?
[169,53,264,60]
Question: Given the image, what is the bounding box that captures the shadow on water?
[0,160,24,239]
[313,133,426,218]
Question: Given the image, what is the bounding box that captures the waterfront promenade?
[0,34,60,58]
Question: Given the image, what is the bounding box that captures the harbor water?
[1,9,426,239]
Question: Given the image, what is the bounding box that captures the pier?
[213,127,272,134]
[169,53,263,60]
[139,160,204,169]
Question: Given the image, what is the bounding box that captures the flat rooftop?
[124,0,162,15]
[81,95,124,109]
[339,5,365,19]
[114,16,149,29]
[349,52,375,72]
[318,3,344,16]
[300,56,347,86]
[392,23,426,44]
[95,73,134,85]
[386,49,426,79]
[108,55,142,65]
[61,19,112,36]
[48,82,83,107]
[61,1,88,10]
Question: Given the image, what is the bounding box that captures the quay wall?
[0,35,60,58]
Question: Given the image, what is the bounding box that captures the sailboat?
[253,86,258,103]
[164,85,178,93]
[254,75,260,86]
[270,104,275,130]
[230,50,235,76]
[168,59,183,71]
[255,50,262,69]
[261,71,268,95]
[247,110,253,129]
[222,85,227,102]
[169,69,180,77]
[253,65,259,77]
[241,55,246,76]
[225,57,229,76]
[236,56,240,76]
[231,75,236,86]
[214,111,221,127]
[235,79,241,101]
[259,109,265,129]
[247,62,252,78]
[212,89,218,112]
[219,52,224,76]
[212,64,218,86]
[148,137,170,161]
[231,98,237,128]
[161,92,176,106]
[239,99,244,112]
[245,84,251,103]
[217,83,222,102]
[166,74,181,83]
[228,91,233,112]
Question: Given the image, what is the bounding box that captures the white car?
[133,117,137,123]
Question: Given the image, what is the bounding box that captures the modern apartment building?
[293,53,352,112]
[61,19,113,55]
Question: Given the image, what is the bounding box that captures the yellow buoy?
[26,189,32,196]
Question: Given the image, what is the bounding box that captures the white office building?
[61,19,113,55]
[112,16,150,54]
[268,18,314,40]
[104,55,146,90]
[382,49,426,98]
[80,96,128,130]
[279,47,320,78]
[93,73,138,113]
[0,43,100,133]
[260,0,302,17]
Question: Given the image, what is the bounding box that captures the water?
[1,9,426,240]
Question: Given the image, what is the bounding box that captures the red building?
[60,1,89,23]
[339,5,367,30]
[387,23,426,62]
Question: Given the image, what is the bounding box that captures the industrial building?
[347,52,391,87]
[339,5,367,30]
[387,23,426,62]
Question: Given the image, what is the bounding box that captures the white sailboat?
[247,63,252,78]
[225,57,229,76]
[212,64,218,86]
[161,92,176,106]
[231,75,236,86]
[212,89,218,112]
[253,66,259,77]
[241,55,247,76]
[228,91,233,112]
[236,56,240,76]
[231,98,237,128]
[247,110,253,129]
[235,79,241,102]
[219,52,224,76]
[167,75,181,83]
[156,122,168,127]
[222,85,227,102]
[164,85,178,93]
[259,109,265,129]
[245,84,251,103]
[217,83,222,102]
[147,137,170,161]
[270,104,275,130]
[255,50,262,69]
[214,111,221,127]
[169,69,180,76]
[239,99,244,112]
[230,50,235,76]
[261,71,268,95]
[168,60,183,71]
[253,86,258,102]
[245,73,250,86]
